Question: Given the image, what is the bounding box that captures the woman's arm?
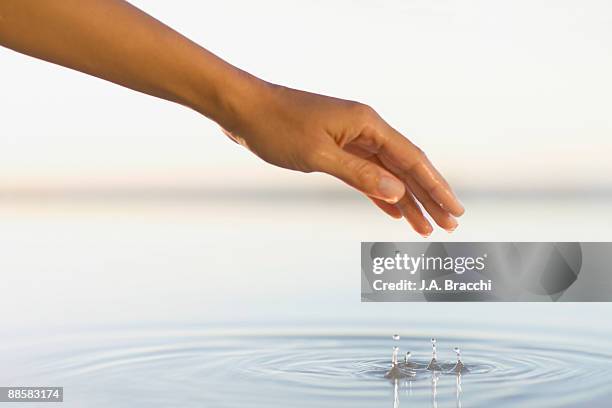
[0,0,464,236]
[0,0,248,125]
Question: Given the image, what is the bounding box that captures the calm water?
[3,325,612,407]
[1,195,611,407]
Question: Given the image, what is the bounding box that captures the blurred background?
[0,0,611,331]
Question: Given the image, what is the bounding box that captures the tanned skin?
[0,0,464,236]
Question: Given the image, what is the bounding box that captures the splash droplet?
[404,351,411,363]
[454,347,462,361]
[392,334,400,341]
[392,346,399,366]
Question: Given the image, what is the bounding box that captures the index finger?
[378,124,465,217]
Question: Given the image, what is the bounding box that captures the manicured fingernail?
[420,224,433,238]
[445,217,459,233]
[453,200,465,217]
[378,175,405,204]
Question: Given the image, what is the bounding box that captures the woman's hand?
[219,82,464,236]
[0,0,464,236]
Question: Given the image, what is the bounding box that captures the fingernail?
[378,175,405,203]
[454,200,465,217]
[420,224,433,238]
[451,196,465,217]
[445,217,458,233]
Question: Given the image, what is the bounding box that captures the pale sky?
[1,0,611,191]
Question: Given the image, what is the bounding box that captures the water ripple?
[26,330,612,407]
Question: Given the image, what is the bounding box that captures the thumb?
[315,147,405,204]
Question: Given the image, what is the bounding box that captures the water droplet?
[431,338,437,358]
[454,347,462,360]
[392,346,399,366]
[392,334,400,341]
[404,351,411,362]
[431,338,436,344]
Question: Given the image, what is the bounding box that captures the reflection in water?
[456,374,462,408]
[431,372,439,408]
[392,373,463,408]
[393,379,400,408]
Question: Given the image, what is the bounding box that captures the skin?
[0,0,464,236]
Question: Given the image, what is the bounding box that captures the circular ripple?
[28,331,612,408]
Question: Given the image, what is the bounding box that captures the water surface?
[1,196,611,407]
[3,325,612,407]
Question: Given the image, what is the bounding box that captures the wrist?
[179,59,273,132]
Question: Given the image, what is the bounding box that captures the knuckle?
[410,143,427,162]
[414,145,426,158]
[302,142,331,170]
[349,102,377,122]
[353,160,378,190]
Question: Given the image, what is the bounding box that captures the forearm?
[0,0,261,126]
